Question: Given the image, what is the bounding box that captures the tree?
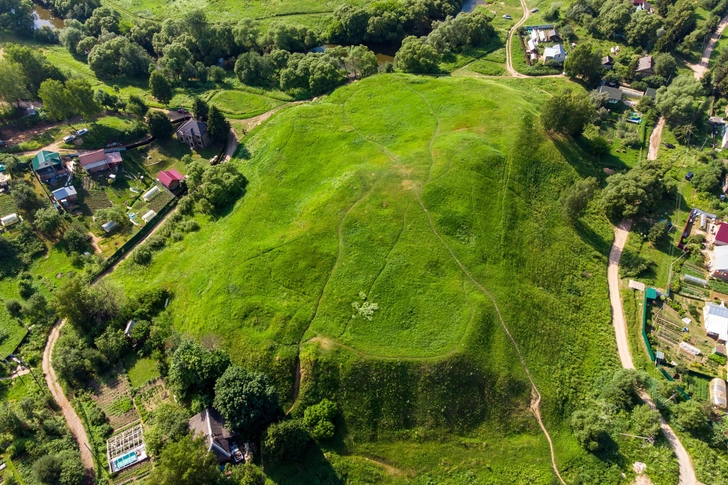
[597,0,633,37]
[4,43,65,96]
[229,463,266,485]
[303,399,337,440]
[193,97,209,121]
[144,403,190,456]
[348,45,378,79]
[631,404,660,440]
[32,450,84,485]
[94,328,129,363]
[560,177,598,221]
[11,181,42,212]
[655,76,703,125]
[127,95,148,119]
[648,220,670,244]
[94,90,120,111]
[54,278,120,333]
[208,66,225,84]
[38,79,74,122]
[147,111,175,139]
[653,53,677,80]
[168,340,230,402]
[676,400,708,434]
[60,27,84,55]
[32,454,63,485]
[34,207,62,235]
[149,70,173,105]
[94,206,127,229]
[147,435,222,485]
[691,159,724,193]
[564,44,602,86]
[87,37,152,78]
[23,293,50,326]
[207,105,230,142]
[61,224,91,253]
[0,60,29,107]
[626,10,663,49]
[395,36,440,73]
[263,419,310,463]
[234,51,273,86]
[160,43,194,81]
[602,369,647,410]
[213,365,279,433]
[571,408,607,451]
[540,90,594,136]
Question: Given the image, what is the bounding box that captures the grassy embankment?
[104,73,680,483]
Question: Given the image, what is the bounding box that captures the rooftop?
[716,223,728,244]
[52,185,77,200]
[716,245,728,271]
[32,150,62,171]
[636,56,653,72]
[177,119,208,137]
[188,408,239,462]
[158,169,184,188]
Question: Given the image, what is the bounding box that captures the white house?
[543,44,566,64]
[704,301,728,342]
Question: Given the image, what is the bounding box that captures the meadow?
[100,73,672,481]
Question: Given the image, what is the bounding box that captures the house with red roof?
[78,150,123,173]
[716,223,728,247]
[158,169,184,190]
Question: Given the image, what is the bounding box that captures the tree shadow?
[574,219,611,256]
[593,433,627,470]
[265,441,343,485]
[550,135,605,180]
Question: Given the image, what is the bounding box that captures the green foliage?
[144,402,190,456]
[3,43,65,96]
[395,36,440,73]
[169,340,230,403]
[94,327,129,363]
[601,369,648,410]
[38,78,100,122]
[88,36,153,78]
[564,44,603,86]
[540,90,594,136]
[207,105,230,142]
[150,70,173,105]
[61,224,92,254]
[193,96,209,121]
[709,353,727,365]
[127,94,149,119]
[148,435,223,485]
[34,207,63,235]
[630,404,660,440]
[213,365,279,433]
[602,160,671,219]
[263,419,310,464]
[692,159,725,194]
[675,400,709,434]
[147,110,175,138]
[561,177,598,221]
[427,10,495,53]
[655,76,704,125]
[571,408,607,451]
[303,398,337,441]
[648,220,670,244]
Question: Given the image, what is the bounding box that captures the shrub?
[303,399,337,441]
[263,419,310,463]
[133,247,152,265]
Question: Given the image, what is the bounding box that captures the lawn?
[124,355,160,388]
[206,90,285,119]
[101,73,653,481]
[63,115,146,150]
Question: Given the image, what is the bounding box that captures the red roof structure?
[716,223,728,246]
[157,169,184,189]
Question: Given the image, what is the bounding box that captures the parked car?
[664,142,676,149]
[685,172,694,181]
[503,14,512,19]
[76,128,89,137]
[106,142,122,148]
[531,8,539,12]
[63,134,76,143]
[177,108,188,113]
[209,155,219,165]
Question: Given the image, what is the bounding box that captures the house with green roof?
[32,150,67,182]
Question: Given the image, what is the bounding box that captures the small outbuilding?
[158,169,184,190]
[711,378,727,409]
[142,186,160,202]
[101,220,118,233]
[1,213,19,227]
[52,185,78,204]
[715,223,728,246]
[601,55,613,69]
[141,210,156,223]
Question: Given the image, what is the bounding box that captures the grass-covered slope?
[109,74,621,481]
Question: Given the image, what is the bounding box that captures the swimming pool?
[113,451,137,471]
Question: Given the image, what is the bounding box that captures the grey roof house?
[635,56,654,76]
[176,119,212,149]
[598,85,624,104]
[188,408,242,463]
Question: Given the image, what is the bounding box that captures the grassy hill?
[108,74,632,482]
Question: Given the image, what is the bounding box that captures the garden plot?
[90,370,139,430]
[129,183,174,226]
[0,193,16,216]
[133,378,170,422]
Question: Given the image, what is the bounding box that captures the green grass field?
[207,90,285,119]
[102,73,645,482]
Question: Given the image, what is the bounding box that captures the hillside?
[108,74,625,482]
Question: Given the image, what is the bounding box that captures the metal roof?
[52,185,77,200]
[32,150,62,171]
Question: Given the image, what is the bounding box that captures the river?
[33,4,64,30]
[460,0,485,13]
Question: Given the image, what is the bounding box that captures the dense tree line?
[601,159,676,219]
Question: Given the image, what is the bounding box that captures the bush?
[133,247,152,265]
[303,399,337,441]
[263,419,310,463]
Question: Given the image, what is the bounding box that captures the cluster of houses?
[523,26,565,65]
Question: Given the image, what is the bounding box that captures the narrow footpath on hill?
[42,319,95,476]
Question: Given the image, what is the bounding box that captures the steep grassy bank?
[107,74,633,481]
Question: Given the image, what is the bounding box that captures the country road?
[42,320,95,475]
[504,0,530,77]
[648,118,665,161]
[686,15,728,80]
[608,222,698,485]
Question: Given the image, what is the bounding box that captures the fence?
[642,289,691,400]
[91,197,178,281]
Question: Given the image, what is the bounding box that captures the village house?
[176,119,212,149]
[51,185,78,207]
[598,85,623,104]
[635,55,654,76]
[32,150,67,182]
[602,55,614,69]
[543,44,566,64]
[188,408,247,464]
[78,149,123,173]
[157,169,184,191]
[704,301,728,343]
[715,222,728,246]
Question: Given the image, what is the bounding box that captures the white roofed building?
[543,44,566,64]
[713,245,728,280]
[704,302,728,343]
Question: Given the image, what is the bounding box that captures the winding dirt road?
[685,15,728,80]
[505,0,531,77]
[42,320,95,474]
[608,222,697,485]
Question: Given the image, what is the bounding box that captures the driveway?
[608,222,698,485]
